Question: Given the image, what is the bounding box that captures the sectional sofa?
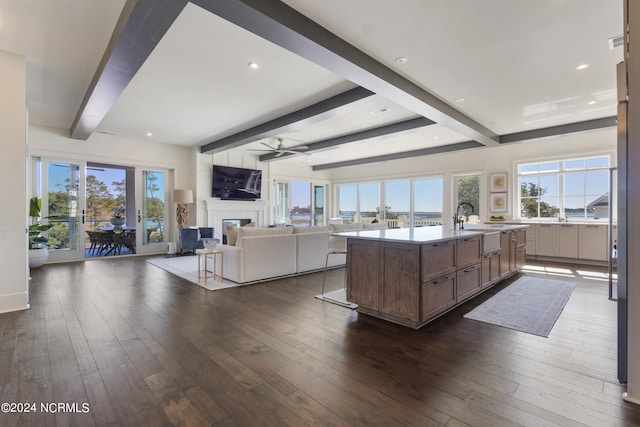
[216,222,386,283]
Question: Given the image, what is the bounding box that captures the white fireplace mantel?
[204,199,269,240]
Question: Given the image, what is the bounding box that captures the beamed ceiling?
[0,0,622,170]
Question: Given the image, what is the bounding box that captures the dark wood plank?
[11,256,638,426]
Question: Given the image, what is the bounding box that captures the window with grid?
[517,156,610,220]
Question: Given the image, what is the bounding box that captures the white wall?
[0,50,28,313]
[28,125,194,244]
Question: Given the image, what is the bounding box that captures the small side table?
[197,249,224,283]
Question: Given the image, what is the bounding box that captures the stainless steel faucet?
[453,202,475,230]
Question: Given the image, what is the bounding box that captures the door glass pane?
[385,181,410,228]
[314,185,324,226]
[47,163,80,251]
[291,182,311,227]
[414,178,443,226]
[143,171,165,245]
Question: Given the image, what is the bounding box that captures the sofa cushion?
[292,225,331,234]
[329,222,364,232]
[226,222,255,246]
[236,225,293,244]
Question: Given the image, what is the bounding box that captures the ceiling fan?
[247,138,310,157]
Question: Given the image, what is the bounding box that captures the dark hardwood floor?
[1,256,638,426]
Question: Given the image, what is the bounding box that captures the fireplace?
[222,218,252,244]
[205,199,268,243]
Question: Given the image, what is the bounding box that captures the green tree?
[375,205,398,219]
[86,175,113,227]
[520,182,559,218]
[456,175,479,216]
[112,178,126,217]
[145,173,164,242]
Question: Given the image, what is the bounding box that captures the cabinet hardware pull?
[433,275,452,284]
[586,225,599,228]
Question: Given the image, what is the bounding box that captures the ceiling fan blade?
[274,151,286,157]
[293,145,309,150]
[261,142,277,150]
[246,148,272,152]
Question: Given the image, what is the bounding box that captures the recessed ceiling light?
[395,57,408,64]
[576,63,589,70]
[146,132,153,137]
[248,61,259,69]
[371,107,390,115]
[588,100,597,105]
[434,136,439,140]
[455,98,465,103]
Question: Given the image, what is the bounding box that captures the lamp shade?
[172,189,193,204]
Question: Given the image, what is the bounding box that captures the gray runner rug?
[463,276,576,337]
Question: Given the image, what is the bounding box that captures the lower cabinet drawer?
[421,273,456,321]
[456,263,482,302]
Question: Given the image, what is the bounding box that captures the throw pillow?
[226,221,255,246]
[292,225,330,234]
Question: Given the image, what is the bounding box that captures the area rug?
[147,256,246,291]
[315,288,358,309]
[463,276,576,337]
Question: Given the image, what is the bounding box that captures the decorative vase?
[110,217,125,229]
[203,240,217,250]
[29,247,49,268]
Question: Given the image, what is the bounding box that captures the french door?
[37,158,169,260]
[136,169,169,255]
[41,158,87,262]
[274,180,327,226]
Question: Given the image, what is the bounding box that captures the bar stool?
[321,234,347,296]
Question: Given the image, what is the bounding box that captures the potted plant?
[110,206,126,229]
[28,196,54,268]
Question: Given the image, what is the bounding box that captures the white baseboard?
[0,292,29,313]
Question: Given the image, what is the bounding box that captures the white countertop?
[337,224,529,245]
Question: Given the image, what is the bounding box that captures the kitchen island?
[340,225,527,329]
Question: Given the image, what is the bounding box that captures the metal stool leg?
[321,251,331,296]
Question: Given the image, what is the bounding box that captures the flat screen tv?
[212,165,262,200]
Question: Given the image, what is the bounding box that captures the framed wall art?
[489,172,507,193]
[490,193,507,212]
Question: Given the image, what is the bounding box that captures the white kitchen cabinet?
[557,224,579,258]
[534,222,611,262]
[536,224,557,256]
[578,225,608,261]
[526,224,537,255]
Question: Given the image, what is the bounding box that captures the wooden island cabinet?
[343,225,526,329]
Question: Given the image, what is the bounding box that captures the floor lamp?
[172,189,193,247]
